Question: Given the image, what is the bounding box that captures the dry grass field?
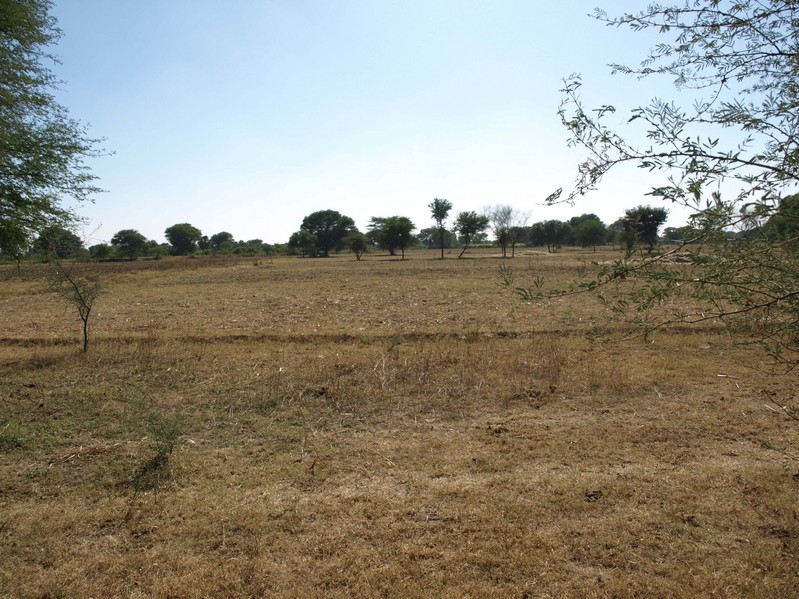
[1,248,797,598]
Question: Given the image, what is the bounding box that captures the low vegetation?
[1,249,796,597]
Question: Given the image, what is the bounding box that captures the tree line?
[28,199,796,263]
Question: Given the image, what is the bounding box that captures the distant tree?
[663,225,699,243]
[300,210,356,257]
[529,222,547,247]
[110,229,148,260]
[429,198,453,259]
[509,226,531,251]
[574,219,607,251]
[367,216,416,259]
[761,193,799,243]
[550,2,799,365]
[453,211,490,258]
[148,242,171,258]
[89,243,112,260]
[418,227,457,251]
[541,220,571,253]
[344,231,369,260]
[622,206,668,252]
[164,223,202,255]
[486,205,530,258]
[47,264,101,353]
[209,231,235,252]
[0,0,103,261]
[288,230,317,257]
[32,225,84,259]
[234,239,268,256]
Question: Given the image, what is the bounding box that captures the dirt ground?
[1,250,797,597]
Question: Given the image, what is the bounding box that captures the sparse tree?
[553,0,799,364]
[0,0,103,261]
[453,211,490,258]
[344,231,369,260]
[486,205,530,258]
[429,198,453,259]
[47,264,101,353]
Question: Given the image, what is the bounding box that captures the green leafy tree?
[300,210,356,257]
[164,223,202,256]
[209,231,235,253]
[418,227,457,251]
[89,243,112,260]
[529,222,547,247]
[1,0,103,261]
[288,230,317,257]
[429,198,453,259]
[761,193,799,242]
[367,216,416,259]
[552,0,799,364]
[32,225,84,259]
[622,206,668,252]
[541,220,571,253]
[110,229,148,260]
[344,231,369,261]
[574,218,607,251]
[453,211,489,258]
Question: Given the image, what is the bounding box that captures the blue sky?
[50,1,691,246]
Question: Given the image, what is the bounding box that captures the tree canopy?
[429,198,453,259]
[553,0,799,365]
[622,206,668,252]
[367,216,416,259]
[453,211,489,258]
[1,0,103,260]
[165,223,202,256]
[32,224,84,259]
[110,229,148,260]
[300,210,356,257]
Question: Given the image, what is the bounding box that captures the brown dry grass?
[1,249,797,598]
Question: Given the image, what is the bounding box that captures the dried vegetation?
[0,249,797,597]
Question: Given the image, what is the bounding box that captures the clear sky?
[49,1,692,246]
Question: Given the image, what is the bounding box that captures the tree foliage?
[300,210,356,257]
[453,211,489,258]
[32,225,84,259]
[367,216,416,259]
[622,206,668,252]
[429,198,453,259]
[47,263,101,353]
[574,218,607,251]
[110,229,148,260]
[344,231,369,261]
[164,223,202,255]
[552,0,799,365]
[209,231,235,252]
[1,0,103,261]
[288,229,317,257]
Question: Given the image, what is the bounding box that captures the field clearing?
[1,249,797,598]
